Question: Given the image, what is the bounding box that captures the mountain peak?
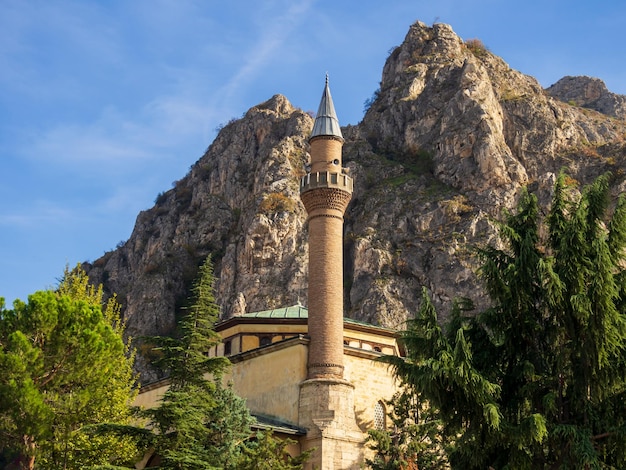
[547,76,626,119]
[85,20,626,383]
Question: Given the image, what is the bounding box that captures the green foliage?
[0,265,138,469]
[147,256,229,389]
[363,88,380,114]
[258,192,296,215]
[237,430,312,470]
[365,389,449,470]
[384,172,626,468]
[464,38,488,57]
[142,380,253,469]
[379,290,501,468]
[134,255,311,469]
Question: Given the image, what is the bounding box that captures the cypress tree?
[140,256,250,469]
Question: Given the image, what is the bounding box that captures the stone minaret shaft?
[300,77,353,380]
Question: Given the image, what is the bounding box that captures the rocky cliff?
[547,75,626,120]
[84,21,626,382]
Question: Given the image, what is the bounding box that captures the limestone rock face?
[86,95,311,382]
[85,22,626,382]
[547,76,626,120]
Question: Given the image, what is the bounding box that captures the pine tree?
[540,173,626,467]
[0,265,138,469]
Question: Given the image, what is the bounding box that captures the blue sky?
[1,0,625,306]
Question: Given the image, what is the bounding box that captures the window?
[374,401,386,431]
[224,340,232,356]
[260,336,272,347]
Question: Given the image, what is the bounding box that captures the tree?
[379,290,500,469]
[139,256,252,469]
[0,265,138,469]
[102,255,310,469]
[236,430,312,470]
[365,388,449,470]
[383,172,626,468]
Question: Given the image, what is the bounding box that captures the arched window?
[374,400,386,431]
[224,340,232,356]
[260,336,272,347]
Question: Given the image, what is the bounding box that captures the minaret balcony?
[300,171,353,195]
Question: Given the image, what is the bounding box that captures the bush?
[363,88,381,114]
[465,38,488,57]
[155,191,168,205]
[259,193,295,214]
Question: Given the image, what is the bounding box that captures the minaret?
[300,75,353,379]
[298,76,362,469]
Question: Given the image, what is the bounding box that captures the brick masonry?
[299,119,365,468]
[301,135,352,380]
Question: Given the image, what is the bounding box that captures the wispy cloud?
[4,0,319,181]
[0,1,123,100]
[218,0,314,104]
[0,200,74,229]
[21,91,216,171]
[26,120,152,167]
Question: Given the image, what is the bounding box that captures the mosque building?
[135,78,405,469]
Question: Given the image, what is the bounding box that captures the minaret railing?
[300,171,353,194]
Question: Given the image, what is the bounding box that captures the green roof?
[242,304,308,319]
[241,305,396,332]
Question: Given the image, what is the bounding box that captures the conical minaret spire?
[310,74,343,141]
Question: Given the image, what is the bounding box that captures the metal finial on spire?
[325,72,329,85]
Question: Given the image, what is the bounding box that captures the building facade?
[135,306,403,468]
